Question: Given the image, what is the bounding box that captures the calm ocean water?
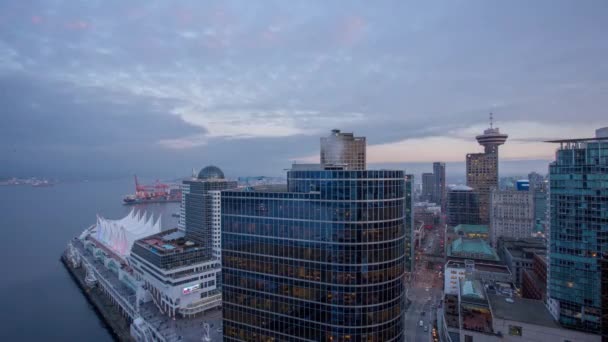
[0,179,179,341]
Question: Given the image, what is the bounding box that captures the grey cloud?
[0,75,203,147]
[0,74,205,179]
[1,0,607,178]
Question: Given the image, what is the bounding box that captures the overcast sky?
[1,0,607,179]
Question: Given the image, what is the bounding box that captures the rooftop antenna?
[489,112,494,129]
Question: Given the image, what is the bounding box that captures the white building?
[129,229,222,318]
[444,261,468,295]
[177,181,190,231]
[209,190,222,259]
[444,260,512,295]
[90,209,162,258]
[490,189,535,247]
[67,210,224,341]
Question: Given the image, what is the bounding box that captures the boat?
[123,175,181,205]
[32,180,55,187]
[123,195,180,205]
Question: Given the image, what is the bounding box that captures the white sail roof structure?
[92,209,162,258]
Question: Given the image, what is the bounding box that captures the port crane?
[134,175,170,199]
[123,175,181,204]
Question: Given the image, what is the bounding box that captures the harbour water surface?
[0,179,178,341]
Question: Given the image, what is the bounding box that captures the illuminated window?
[509,325,522,336]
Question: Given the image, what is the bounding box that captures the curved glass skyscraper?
[222,167,407,341]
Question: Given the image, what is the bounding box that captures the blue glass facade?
[533,190,548,234]
[405,174,414,273]
[222,170,408,341]
[548,138,608,333]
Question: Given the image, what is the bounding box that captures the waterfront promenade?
[69,238,223,341]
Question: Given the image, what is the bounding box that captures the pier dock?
[61,255,134,341]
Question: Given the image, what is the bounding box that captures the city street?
[404,224,444,342]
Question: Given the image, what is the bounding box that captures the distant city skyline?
[0,159,554,181]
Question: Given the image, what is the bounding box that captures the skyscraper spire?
[489,112,494,129]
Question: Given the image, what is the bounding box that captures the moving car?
[419,320,424,327]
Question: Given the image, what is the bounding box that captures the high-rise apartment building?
[422,172,435,202]
[421,163,446,206]
[433,162,446,209]
[447,185,480,227]
[182,166,237,259]
[466,152,497,223]
[546,128,608,334]
[129,165,236,319]
[490,187,535,247]
[221,165,408,341]
[320,129,366,170]
[466,115,508,224]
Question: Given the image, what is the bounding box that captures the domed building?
[179,165,237,260]
[127,165,237,321]
[197,165,225,180]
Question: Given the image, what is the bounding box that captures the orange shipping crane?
[124,175,181,205]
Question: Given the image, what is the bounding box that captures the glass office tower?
[405,174,414,274]
[222,167,407,341]
[446,185,480,227]
[601,252,608,340]
[547,131,608,334]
